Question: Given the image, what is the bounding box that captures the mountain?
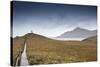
[56,27,97,39]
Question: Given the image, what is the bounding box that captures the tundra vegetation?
[12,33,97,65]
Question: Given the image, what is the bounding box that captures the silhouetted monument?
[31,30,33,33]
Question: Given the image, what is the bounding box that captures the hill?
[12,33,97,65]
[82,36,97,43]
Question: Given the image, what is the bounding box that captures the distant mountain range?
[14,29,97,42]
[14,27,97,41]
[56,27,97,39]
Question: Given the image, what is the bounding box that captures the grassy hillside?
[12,33,97,65]
[12,36,25,66]
[82,36,97,43]
[25,33,97,65]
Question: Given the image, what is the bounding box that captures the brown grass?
[26,36,97,65]
[12,34,97,65]
[12,37,25,65]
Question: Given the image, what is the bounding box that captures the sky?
[12,1,97,37]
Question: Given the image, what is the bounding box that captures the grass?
[26,34,97,65]
[12,36,25,66]
[12,33,97,65]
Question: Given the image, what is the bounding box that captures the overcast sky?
[12,1,97,37]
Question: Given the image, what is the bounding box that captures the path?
[20,43,29,66]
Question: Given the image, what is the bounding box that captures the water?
[20,43,29,66]
[51,38,85,41]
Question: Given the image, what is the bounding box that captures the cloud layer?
[12,1,97,37]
